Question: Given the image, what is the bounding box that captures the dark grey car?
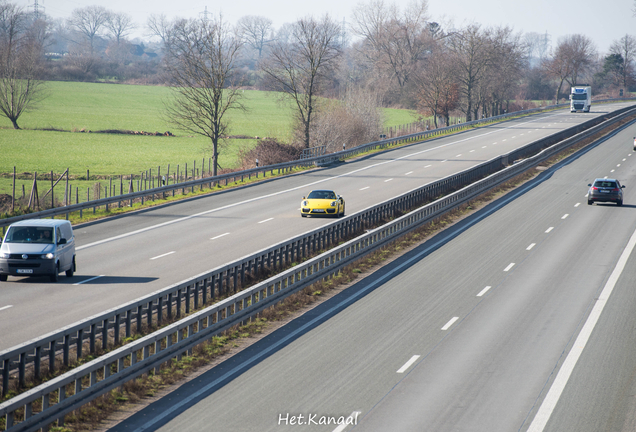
[587,178,625,206]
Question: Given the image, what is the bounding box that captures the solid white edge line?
[258,218,274,224]
[441,317,459,330]
[504,263,515,272]
[477,286,492,297]
[0,305,13,312]
[211,233,230,240]
[527,243,536,250]
[527,223,636,432]
[397,355,421,373]
[73,275,105,285]
[150,251,175,260]
[331,411,362,432]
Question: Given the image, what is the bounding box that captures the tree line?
[1,0,635,175]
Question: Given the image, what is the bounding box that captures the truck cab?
[570,86,592,113]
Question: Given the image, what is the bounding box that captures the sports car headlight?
[303,201,308,206]
[330,201,337,206]
[41,253,54,259]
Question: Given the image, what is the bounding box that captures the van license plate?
[17,269,33,274]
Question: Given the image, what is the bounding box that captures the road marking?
[455,154,462,157]
[502,139,507,142]
[617,164,621,167]
[623,158,626,161]
[360,186,370,190]
[482,146,487,148]
[528,223,636,432]
[384,178,393,182]
[477,286,492,297]
[258,218,274,224]
[150,251,175,260]
[561,214,569,219]
[441,160,447,163]
[424,164,432,168]
[493,142,498,145]
[405,171,413,175]
[442,317,459,330]
[397,355,421,373]
[211,233,230,240]
[574,203,580,207]
[470,149,475,153]
[527,243,536,250]
[503,263,515,272]
[0,305,13,312]
[545,227,554,233]
[611,169,615,173]
[332,411,362,432]
[512,136,516,138]
[74,275,105,285]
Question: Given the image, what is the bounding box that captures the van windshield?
[4,227,54,244]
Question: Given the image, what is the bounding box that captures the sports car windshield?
[308,191,337,200]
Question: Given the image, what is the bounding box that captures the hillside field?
[0,81,419,201]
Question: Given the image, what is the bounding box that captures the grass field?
[0,81,419,202]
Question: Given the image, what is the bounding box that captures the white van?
[0,220,76,282]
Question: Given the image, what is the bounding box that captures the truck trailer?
[570,85,592,113]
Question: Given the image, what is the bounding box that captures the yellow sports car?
[301,190,345,217]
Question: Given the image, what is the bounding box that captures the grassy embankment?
[0,81,419,210]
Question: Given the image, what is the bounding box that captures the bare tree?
[413,45,459,127]
[0,0,47,129]
[486,27,527,117]
[163,15,244,176]
[447,24,492,121]
[237,15,273,59]
[351,0,432,91]
[543,34,596,101]
[105,11,135,45]
[260,14,342,148]
[610,34,636,89]
[66,5,109,55]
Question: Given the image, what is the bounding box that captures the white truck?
[570,85,591,113]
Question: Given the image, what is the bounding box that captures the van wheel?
[50,264,59,283]
[66,257,75,277]
[0,275,7,282]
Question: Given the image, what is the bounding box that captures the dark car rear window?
[594,181,617,188]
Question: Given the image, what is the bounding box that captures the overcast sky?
[17,0,634,53]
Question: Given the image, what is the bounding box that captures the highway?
[0,102,634,351]
[108,116,636,431]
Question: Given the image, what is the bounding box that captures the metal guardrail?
[1,104,634,398]
[4,98,632,231]
[2,105,635,432]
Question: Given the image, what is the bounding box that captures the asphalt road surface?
[0,103,634,352]
[108,115,636,431]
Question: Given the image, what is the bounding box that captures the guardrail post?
[34,346,41,379]
[2,358,9,397]
[114,314,121,346]
[158,296,163,325]
[186,286,191,314]
[49,340,56,374]
[167,293,173,319]
[102,319,109,351]
[77,329,83,359]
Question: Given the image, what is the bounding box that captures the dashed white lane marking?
[150,251,175,260]
[385,178,393,182]
[477,286,492,297]
[562,214,569,219]
[442,317,459,330]
[397,355,421,373]
[360,186,370,190]
[0,305,13,312]
[441,160,448,163]
[332,412,362,432]
[545,227,554,233]
[504,263,515,272]
[482,146,487,148]
[211,233,230,240]
[258,218,274,224]
[470,150,475,152]
[528,224,636,432]
[527,243,536,250]
[623,158,627,161]
[611,170,615,173]
[405,171,413,175]
[617,164,621,167]
[424,164,432,168]
[74,275,105,285]
[574,203,580,207]
[455,154,462,157]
